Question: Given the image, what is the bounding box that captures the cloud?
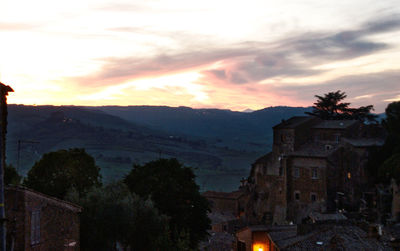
[262,70,400,112]
[0,22,37,31]
[284,17,400,61]
[67,15,400,112]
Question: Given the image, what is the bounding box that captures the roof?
[6,186,82,213]
[253,152,273,166]
[342,137,385,147]
[273,116,315,129]
[309,212,347,222]
[202,190,244,200]
[208,212,237,224]
[312,120,358,129]
[236,224,297,234]
[289,142,339,158]
[277,225,391,250]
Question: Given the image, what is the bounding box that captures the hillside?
[6,105,311,191]
[92,105,313,151]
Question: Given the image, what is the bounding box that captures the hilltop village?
[202,115,400,250]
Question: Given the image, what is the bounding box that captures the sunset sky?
[1,0,400,112]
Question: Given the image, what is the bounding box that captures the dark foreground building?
[5,186,81,251]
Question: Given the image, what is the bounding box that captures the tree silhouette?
[383,101,400,136]
[124,158,210,249]
[24,148,101,199]
[306,90,377,122]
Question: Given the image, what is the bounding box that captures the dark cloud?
[264,70,400,112]
[284,16,400,61]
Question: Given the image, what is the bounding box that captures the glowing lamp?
[253,243,267,251]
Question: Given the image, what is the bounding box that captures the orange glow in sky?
[1,0,400,112]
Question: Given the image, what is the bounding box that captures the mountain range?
[6,105,312,191]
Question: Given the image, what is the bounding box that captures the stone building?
[5,186,81,251]
[243,116,384,224]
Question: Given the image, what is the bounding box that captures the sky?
[1,0,400,112]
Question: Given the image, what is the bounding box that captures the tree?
[376,101,400,183]
[124,158,210,249]
[382,101,400,136]
[306,90,377,122]
[24,148,101,199]
[67,182,173,251]
[4,164,21,185]
[379,153,400,183]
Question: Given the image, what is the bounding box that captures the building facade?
[5,186,81,251]
[243,116,384,224]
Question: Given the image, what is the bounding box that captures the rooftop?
[312,120,359,129]
[309,212,347,222]
[275,225,391,250]
[273,116,315,129]
[6,185,82,213]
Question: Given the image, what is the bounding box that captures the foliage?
[382,101,400,136]
[4,164,21,185]
[374,101,400,183]
[67,182,174,251]
[379,153,400,183]
[24,148,101,199]
[124,158,210,249]
[306,90,377,122]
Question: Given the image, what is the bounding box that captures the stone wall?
[5,187,81,251]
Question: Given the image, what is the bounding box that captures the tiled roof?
[312,120,358,129]
[253,152,273,165]
[309,212,347,222]
[236,224,297,234]
[208,212,236,224]
[6,185,82,212]
[278,225,392,250]
[273,116,315,129]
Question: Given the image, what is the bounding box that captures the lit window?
[31,210,40,245]
[347,172,351,179]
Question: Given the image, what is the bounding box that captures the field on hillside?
[6,105,307,191]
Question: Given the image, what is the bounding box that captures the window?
[293,167,300,178]
[347,172,351,179]
[311,193,317,202]
[312,168,318,179]
[335,134,341,143]
[294,191,300,201]
[281,134,286,143]
[31,210,40,245]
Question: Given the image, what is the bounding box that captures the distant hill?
[92,105,313,151]
[6,105,312,191]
